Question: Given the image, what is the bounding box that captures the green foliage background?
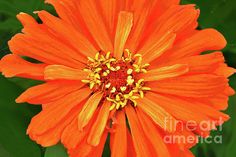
[0,0,236,157]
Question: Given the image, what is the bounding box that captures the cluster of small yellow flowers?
[82,49,151,110]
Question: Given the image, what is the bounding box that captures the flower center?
[82,49,150,110]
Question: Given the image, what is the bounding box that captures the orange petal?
[165,29,227,60]
[125,105,154,157]
[88,131,108,157]
[16,81,83,104]
[114,11,133,59]
[44,65,87,80]
[160,0,180,6]
[16,13,88,66]
[62,108,100,149]
[110,111,127,157]
[206,86,235,110]
[0,54,45,80]
[141,64,189,81]
[145,93,229,123]
[29,103,80,147]
[136,98,177,132]
[45,0,73,18]
[16,12,37,26]
[136,108,171,157]
[125,0,156,52]
[99,0,117,37]
[207,94,230,111]
[68,131,108,157]
[45,0,80,30]
[78,0,113,52]
[214,63,236,77]
[78,92,103,130]
[27,88,91,135]
[158,5,199,34]
[46,0,100,50]
[126,130,136,157]
[139,31,176,63]
[153,51,234,77]
[87,101,111,146]
[69,139,93,157]
[37,10,97,58]
[161,52,224,74]
[141,5,199,52]
[183,150,195,157]
[173,126,198,149]
[149,74,228,98]
[9,33,85,68]
[167,144,195,157]
[146,0,181,27]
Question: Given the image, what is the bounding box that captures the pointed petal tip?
[15,97,23,104]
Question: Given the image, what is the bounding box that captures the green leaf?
[0,1,16,16]
[102,135,111,157]
[0,75,41,157]
[0,18,21,30]
[8,78,43,90]
[44,144,68,157]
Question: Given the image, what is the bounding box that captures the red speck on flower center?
[100,60,136,98]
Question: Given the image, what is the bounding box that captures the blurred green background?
[0,0,236,157]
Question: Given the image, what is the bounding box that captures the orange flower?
[0,0,235,156]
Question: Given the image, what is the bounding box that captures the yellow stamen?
[127,76,134,85]
[116,66,121,70]
[88,57,95,62]
[110,67,116,71]
[120,86,127,92]
[105,83,111,89]
[90,82,95,89]
[109,103,116,111]
[111,87,116,93]
[103,72,108,76]
[82,51,151,110]
[106,51,111,59]
[95,53,100,60]
[127,68,133,75]
[106,63,111,69]
[81,80,90,83]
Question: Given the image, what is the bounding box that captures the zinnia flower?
[0,0,235,156]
